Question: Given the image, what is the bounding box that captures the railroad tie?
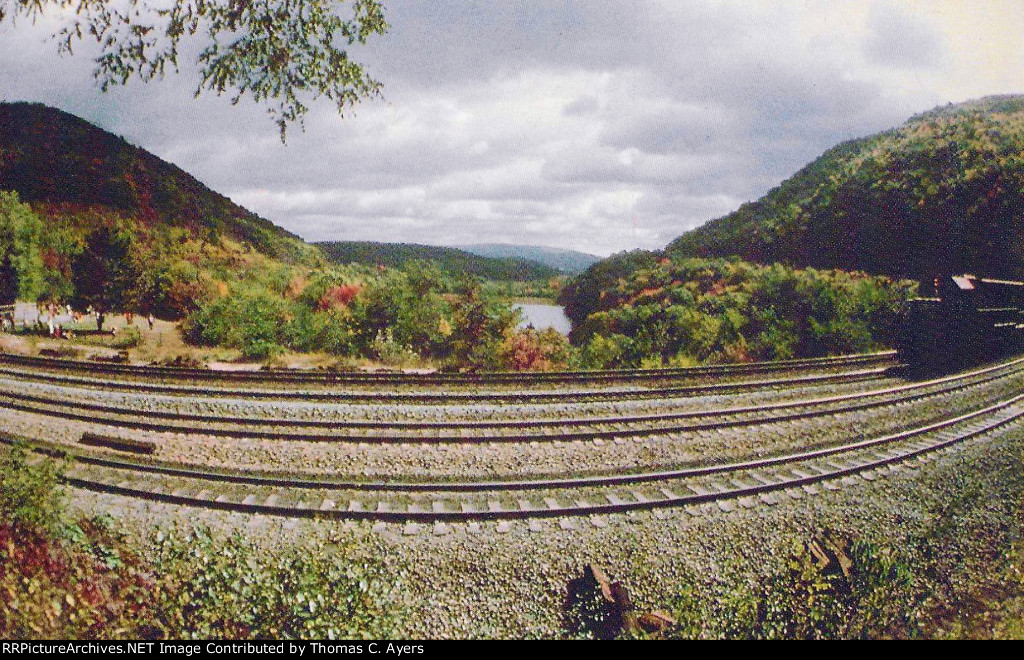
[659,487,680,500]
[605,493,628,506]
[747,471,776,486]
[629,490,650,503]
[686,483,711,496]
[730,477,755,491]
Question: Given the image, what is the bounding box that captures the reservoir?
[513,303,572,335]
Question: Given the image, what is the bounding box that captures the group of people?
[1,302,158,338]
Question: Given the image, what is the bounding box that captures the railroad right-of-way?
[2,350,1022,528]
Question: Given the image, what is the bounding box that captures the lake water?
[514,303,572,335]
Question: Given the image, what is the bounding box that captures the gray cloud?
[864,1,946,70]
[0,1,1014,255]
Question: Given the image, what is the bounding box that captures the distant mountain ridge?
[666,94,1024,282]
[459,244,601,273]
[315,241,560,280]
[0,101,312,263]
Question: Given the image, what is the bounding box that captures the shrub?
[317,283,362,311]
[665,534,920,639]
[501,327,575,371]
[579,333,627,369]
[183,289,292,360]
[0,444,405,639]
[562,256,917,366]
[148,529,404,639]
[0,516,155,639]
[110,325,143,349]
[370,329,419,367]
[0,442,67,536]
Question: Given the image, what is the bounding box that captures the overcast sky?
[2,1,1024,256]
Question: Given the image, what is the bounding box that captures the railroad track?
[1,348,1016,526]
[9,390,1022,523]
[0,362,895,405]
[0,356,1019,442]
[0,350,896,390]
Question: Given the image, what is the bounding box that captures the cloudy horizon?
[2,1,1024,257]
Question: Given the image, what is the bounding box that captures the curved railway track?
[0,350,896,389]
[0,362,894,404]
[0,356,1020,442]
[2,349,1018,525]
[9,392,1022,522]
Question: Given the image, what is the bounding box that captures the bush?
[0,444,405,639]
[0,516,154,639]
[148,528,404,639]
[0,442,67,536]
[500,327,575,371]
[665,534,920,639]
[183,290,292,360]
[370,329,419,367]
[563,256,917,367]
[110,325,143,349]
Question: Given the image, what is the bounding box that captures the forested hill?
[459,244,601,274]
[316,241,560,280]
[0,102,312,263]
[666,95,1024,282]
